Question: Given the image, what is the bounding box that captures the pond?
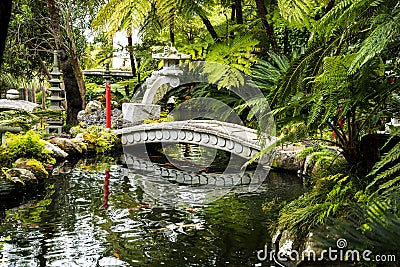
[0,153,306,267]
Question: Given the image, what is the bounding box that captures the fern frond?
[313,191,400,251]
[349,9,400,73]
[367,141,400,194]
[271,40,330,106]
[315,0,382,39]
[278,0,325,29]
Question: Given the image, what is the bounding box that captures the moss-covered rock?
[14,158,49,180]
[2,167,37,186]
[71,134,88,153]
[49,137,83,154]
[272,149,303,172]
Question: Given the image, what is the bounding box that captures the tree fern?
[366,129,400,197]
[277,0,326,30]
[350,6,400,73]
[313,190,400,252]
[307,54,356,126]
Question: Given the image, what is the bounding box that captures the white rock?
[45,141,69,158]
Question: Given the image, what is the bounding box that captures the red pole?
[106,83,111,129]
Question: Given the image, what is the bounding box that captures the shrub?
[71,125,119,154]
[0,130,55,167]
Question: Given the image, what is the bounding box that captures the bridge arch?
[117,120,276,164]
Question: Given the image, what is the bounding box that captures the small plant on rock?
[71,125,119,154]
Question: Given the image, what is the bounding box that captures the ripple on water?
[0,164,306,267]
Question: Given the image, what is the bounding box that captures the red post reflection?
[102,170,110,209]
[105,83,112,129]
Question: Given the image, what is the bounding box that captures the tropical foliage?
[0,0,400,261]
[257,0,400,258]
[0,130,55,167]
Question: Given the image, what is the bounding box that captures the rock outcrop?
[272,146,304,172]
[14,158,49,180]
[49,137,83,154]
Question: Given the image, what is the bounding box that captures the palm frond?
[270,40,333,106]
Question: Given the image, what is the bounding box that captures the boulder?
[77,108,124,129]
[85,100,103,113]
[14,158,49,180]
[2,168,37,186]
[272,149,303,172]
[49,137,83,154]
[71,133,88,153]
[77,100,103,122]
[45,141,69,158]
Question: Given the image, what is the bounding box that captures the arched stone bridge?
[116,120,276,164]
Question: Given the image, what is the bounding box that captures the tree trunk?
[61,54,83,125]
[47,0,84,125]
[64,2,86,109]
[70,54,86,109]
[0,0,12,67]
[127,34,136,76]
[137,58,141,84]
[46,0,61,49]
[169,26,174,45]
[199,13,219,41]
[235,0,243,24]
[169,8,175,45]
[255,0,279,52]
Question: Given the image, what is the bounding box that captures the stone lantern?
[46,51,64,134]
[122,45,191,124]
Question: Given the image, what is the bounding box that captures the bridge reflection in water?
[121,149,271,205]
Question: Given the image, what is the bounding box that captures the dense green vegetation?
[0,0,400,264]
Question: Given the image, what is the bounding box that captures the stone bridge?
[116,120,276,164]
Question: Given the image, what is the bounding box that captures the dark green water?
[0,158,306,267]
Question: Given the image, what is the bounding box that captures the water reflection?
[102,170,110,210]
[123,150,273,205]
[0,158,306,267]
